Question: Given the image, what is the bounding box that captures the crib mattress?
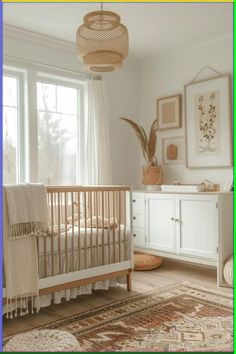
[38,224,129,256]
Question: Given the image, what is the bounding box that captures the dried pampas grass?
[120,117,158,165]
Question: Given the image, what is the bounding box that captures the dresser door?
[175,195,218,260]
[146,194,176,252]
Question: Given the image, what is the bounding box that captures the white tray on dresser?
[161,184,204,192]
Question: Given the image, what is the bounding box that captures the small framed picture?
[157,94,181,130]
[162,136,185,165]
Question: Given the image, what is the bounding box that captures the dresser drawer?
[132,193,145,211]
[132,213,145,228]
[132,228,146,248]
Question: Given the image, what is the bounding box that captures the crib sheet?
[38,224,129,256]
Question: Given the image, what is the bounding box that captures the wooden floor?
[4,260,232,338]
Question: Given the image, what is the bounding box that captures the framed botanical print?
[157,94,181,130]
[185,75,232,168]
[162,137,185,165]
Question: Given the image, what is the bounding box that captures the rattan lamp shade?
[76,10,128,72]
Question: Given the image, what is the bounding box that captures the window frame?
[3,67,26,184]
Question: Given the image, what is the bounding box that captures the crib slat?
[112,191,116,263]
[102,191,105,265]
[50,193,54,276]
[89,192,93,268]
[118,191,121,262]
[77,191,81,271]
[96,191,99,266]
[124,191,127,260]
[64,192,68,273]
[93,191,96,267]
[107,191,111,264]
[71,192,75,271]
[58,192,61,274]
[84,191,87,269]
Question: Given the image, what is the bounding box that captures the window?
[37,80,82,185]
[3,73,23,184]
[2,64,85,186]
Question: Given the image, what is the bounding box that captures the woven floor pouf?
[134,253,163,271]
[4,329,81,352]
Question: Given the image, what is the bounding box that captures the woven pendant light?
[76,9,129,72]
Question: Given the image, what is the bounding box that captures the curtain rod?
[3,54,102,80]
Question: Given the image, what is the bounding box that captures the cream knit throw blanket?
[4,184,49,318]
[5,184,48,239]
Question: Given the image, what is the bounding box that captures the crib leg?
[127,271,132,291]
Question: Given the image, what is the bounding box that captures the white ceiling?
[3,3,233,61]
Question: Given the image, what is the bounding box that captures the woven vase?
[142,165,162,185]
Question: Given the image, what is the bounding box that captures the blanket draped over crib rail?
[4,184,49,318]
[5,184,48,239]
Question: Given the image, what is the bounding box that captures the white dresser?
[132,190,233,286]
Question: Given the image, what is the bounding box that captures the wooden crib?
[4,185,133,302]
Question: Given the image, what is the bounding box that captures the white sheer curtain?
[83,79,112,185]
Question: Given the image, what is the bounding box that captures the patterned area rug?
[4,282,233,352]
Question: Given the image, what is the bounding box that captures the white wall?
[3,27,141,188]
[139,35,233,189]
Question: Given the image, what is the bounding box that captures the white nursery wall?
[139,35,233,189]
[3,28,140,188]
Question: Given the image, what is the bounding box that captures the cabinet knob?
[133,199,136,203]
[170,217,175,221]
[175,218,180,222]
[133,216,136,220]
[133,233,136,237]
